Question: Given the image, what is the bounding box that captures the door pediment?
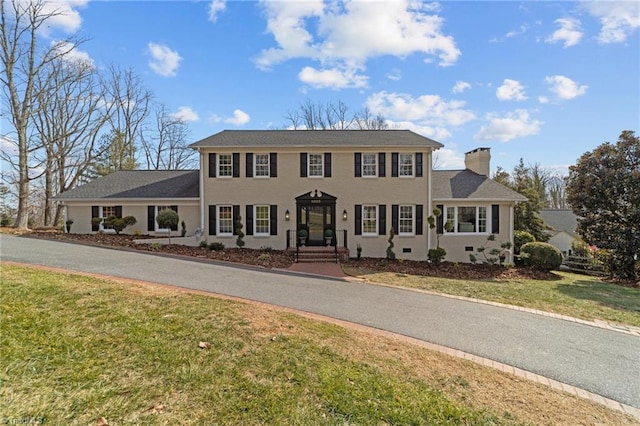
[295,190,337,203]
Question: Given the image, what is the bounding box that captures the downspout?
[199,149,205,233]
[509,203,515,263]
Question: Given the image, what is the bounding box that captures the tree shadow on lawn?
[556,279,640,315]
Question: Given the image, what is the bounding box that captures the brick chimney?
[464,147,491,176]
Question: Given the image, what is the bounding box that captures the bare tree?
[283,100,386,130]
[101,64,152,167]
[1,0,81,228]
[548,174,568,209]
[140,104,197,170]
[32,57,110,226]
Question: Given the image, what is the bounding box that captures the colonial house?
[55,130,526,263]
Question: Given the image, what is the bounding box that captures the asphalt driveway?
[2,234,639,409]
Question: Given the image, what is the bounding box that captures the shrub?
[236,216,245,248]
[209,242,225,251]
[65,219,74,233]
[520,242,563,271]
[571,239,590,257]
[149,242,163,250]
[156,209,179,243]
[514,230,535,255]
[181,220,187,237]
[104,215,137,235]
[428,247,446,264]
[386,227,396,260]
[199,240,208,248]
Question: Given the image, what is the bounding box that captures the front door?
[296,190,337,246]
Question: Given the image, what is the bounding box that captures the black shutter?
[416,153,423,177]
[147,206,155,231]
[170,205,178,231]
[246,205,254,236]
[378,153,386,177]
[115,206,122,218]
[246,153,253,178]
[379,205,386,235]
[416,205,424,235]
[300,153,307,177]
[270,153,277,177]
[492,205,500,234]
[91,206,99,231]
[208,153,216,178]
[355,205,362,235]
[208,205,216,235]
[355,153,362,177]
[436,204,444,234]
[324,153,331,177]
[233,205,240,235]
[391,152,399,177]
[232,153,240,178]
[270,205,277,236]
[392,204,399,235]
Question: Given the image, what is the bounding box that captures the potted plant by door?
[324,228,334,246]
[298,228,308,246]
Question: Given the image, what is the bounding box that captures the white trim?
[362,204,378,236]
[361,153,377,178]
[217,205,234,236]
[397,204,415,236]
[217,153,233,178]
[307,153,324,178]
[253,153,270,178]
[254,205,270,236]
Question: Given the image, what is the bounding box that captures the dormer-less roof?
[54,170,200,201]
[189,130,444,149]
[432,169,527,202]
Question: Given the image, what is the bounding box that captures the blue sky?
[6,1,640,175]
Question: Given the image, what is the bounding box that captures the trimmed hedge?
[520,242,563,271]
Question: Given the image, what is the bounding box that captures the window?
[399,154,413,177]
[398,205,414,235]
[218,205,233,235]
[101,206,117,229]
[254,154,269,177]
[218,154,232,177]
[362,205,377,235]
[443,206,488,233]
[255,205,270,235]
[308,154,323,177]
[362,153,377,177]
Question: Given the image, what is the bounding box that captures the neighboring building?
[56,130,526,262]
[539,208,580,256]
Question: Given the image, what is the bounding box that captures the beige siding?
[64,201,200,236]
[202,147,433,260]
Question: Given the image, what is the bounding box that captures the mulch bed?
[18,231,562,281]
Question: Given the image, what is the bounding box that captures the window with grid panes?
[218,154,232,177]
[399,205,414,234]
[255,205,270,235]
[362,153,376,177]
[254,154,269,177]
[362,205,377,235]
[308,154,323,177]
[399,154,413,177]
[218,206,233,235]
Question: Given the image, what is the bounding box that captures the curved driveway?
[2,234,639,409]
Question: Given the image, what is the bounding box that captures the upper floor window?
[308,154,323,177]
[300,152,331,178]
[254,154,270,177]
[399,154,414,177]
[218,154,233,177]
[362,153,377,177]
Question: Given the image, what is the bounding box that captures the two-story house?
[55,130,525,262]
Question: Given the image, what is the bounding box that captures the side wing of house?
[54,170,200,237]
[191,130,442,260]
[431,150,527,263]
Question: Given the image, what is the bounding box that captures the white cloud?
[544,75,587,100]
[51,41,94,67]
[545,17,583,47]
[148,43,182,77]
[364,91,475,141]
[171,106,199,122]
[452,81,471,94]
[538,96,549,104]
[298,66,368,89]
[7,0,87,36]
[210,109,250,126]
[496,79,527,101]
[387,68,402,81]
[432,148,465,170]
[208,0,226,22]
[474,109,541,142]
[256,0,460,89]
[584,1,640,44]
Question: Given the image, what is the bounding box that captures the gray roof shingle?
[539,209,579,236]
[54,170,200,201]
[432,170,527,201]
[189,130,444,149]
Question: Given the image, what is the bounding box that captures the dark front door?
[296,190,336,247]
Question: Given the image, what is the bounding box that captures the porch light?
[342,209,348,221]
[285,209,290,221]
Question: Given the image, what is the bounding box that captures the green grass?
[343,268,640,328]
[1,265,516,425]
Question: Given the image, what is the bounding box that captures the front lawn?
[2,264,635,425]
